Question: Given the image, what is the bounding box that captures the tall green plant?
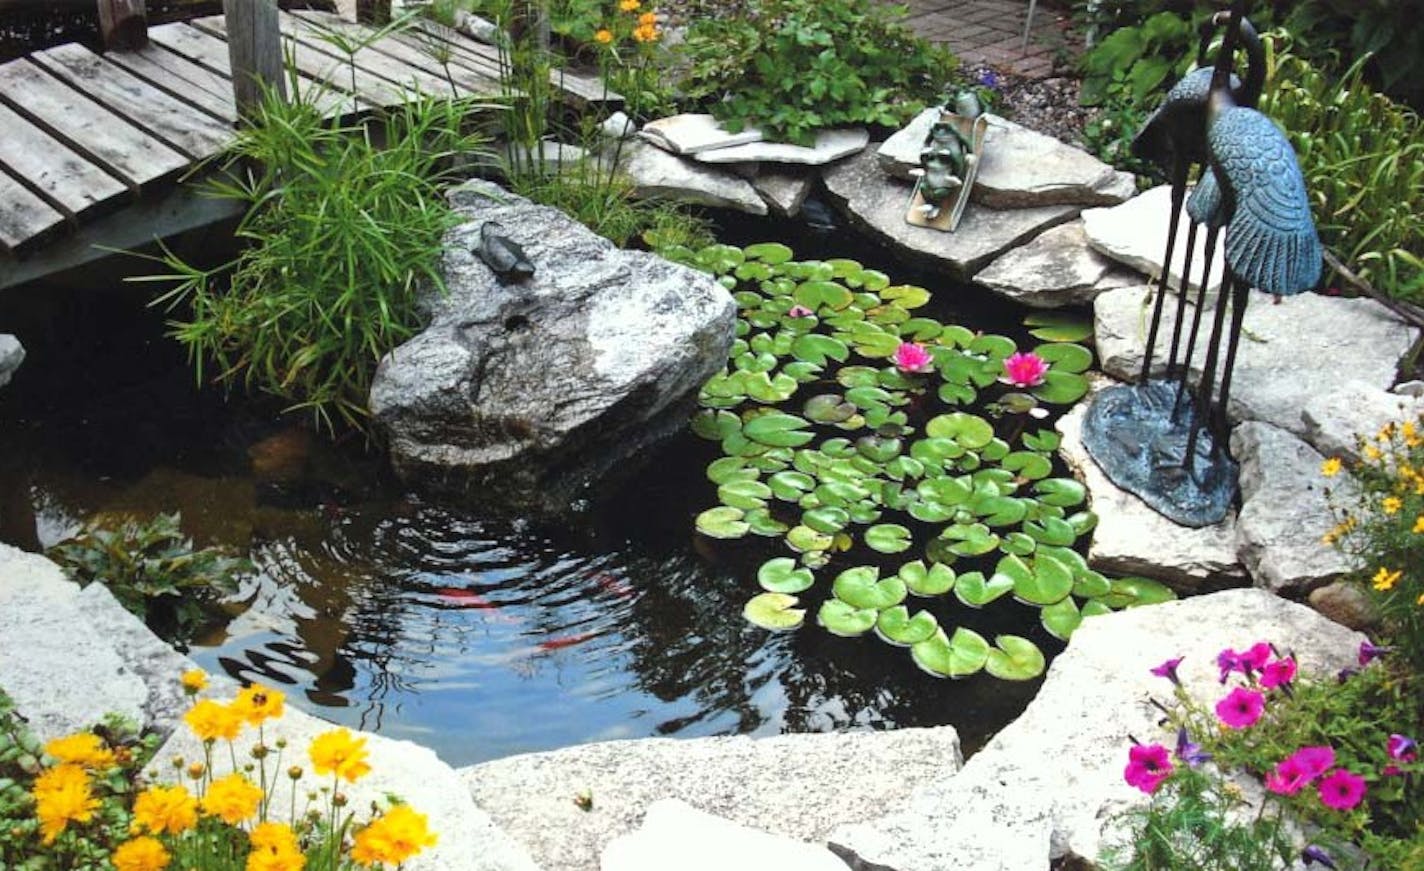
[139,88,484,433]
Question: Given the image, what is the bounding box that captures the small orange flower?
[1383,496,1403,515]
[184,699,243,743]
[308,728,371,783]
[1413,515,1424,534]
[44,733,116,770]
[619,0,640,9]
[181,669,208,695]
[1320,457,1342,477]
[202,772,264,824]
[594,27,613,44]
[1372,567,1402,592]
[131,783,198,835]
[638,10,656,24]
[632,22,659,42]
[113,836,170,871]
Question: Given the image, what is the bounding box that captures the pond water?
[0,216,1064,767]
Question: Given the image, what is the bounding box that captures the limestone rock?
[602,800,850,871]
[974,221,1119,308]
[1308,581,1378,632]
[0,334,22,389]
[371,180,736,514]
[693,128,868,165]
[461,728,962,871]
[601,111,636,141]
[877,112,1134,207]
[1082,185,1227,294]
[822,148,1078,280]
[828,590,1365,870]
[503,140,590,174]
[639,113,762,155]
[1232,422,1358,595]
[160,698,541,871]
[1094,285,1418,438]
[618,140,767,214]
[1300,380,1424,463]
[752,170,814,218]
[1058,395,1246,591]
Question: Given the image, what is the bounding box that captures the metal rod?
[1165,216,1201,377]
[1173,225,1219,421]
[1140,159,1189,384]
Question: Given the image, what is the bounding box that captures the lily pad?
[791,334,851,366]
[880,284,931,308]
[718,479,772,510]
[1032,370,1090,405]
[817,599,878,637]
[706,456,754,485]
[1040,597,1082,641]
[898,560,956,596]
[794,280,854,312]
[692,409,740,441]
[757,557,815,593]
[696,506,749,539]
[856,435,903,463]
[875,606,939,646]
[925,413,995,449]
[805,394,858,423]
[865,523,913,554]
[1022,429,1062,452]
[744,371,799,403]
[1035,478,1088,508]
[744,508,790,536]
[953,570,1013,608]
[1002,451,1053,480]
[985,635,1046,680]
[1034,342,1093,373]
[804,506,851,534]
[940,522,1001,557]
[851,331,903,359]
[1023,516,1078,547]
[745,241,794,264]
[1024,311,1093,342]
[743,592,805,631]
[967,334,1017,359]
[1000,531,1037,556]
[836,366,880,389]
[769,470,815,501]
[743,412,814,448]
[1102,577,1178,609]
[1073,568,1112,599]
[786,524,834,553]
[832,566,908,611]
[912,626,990,678]
[1013,553,1074,606]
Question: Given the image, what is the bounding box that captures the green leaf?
[1025,311,1093,342]
[743,412,814,447]
[792,334,851,366]
[880,284,931,308]
[1024,516,1078,546]
[851,331,904,358]
[967,334,1017,358]
[769,470,816,501]
[856,435,902,463]
[804,506,851,534]
[718,479,772,510]
[832,566,908,610]
[1031,370,1090,405]
[757,557,815,593]
[794,280,854,312]
[1013,553,1074,606]
[787,524,834,553]
[744,242,794,264]
[953,570,1013,607]
[925,413,995,449]
[912,626,989,678]
[898,559,956,596]
[696,506,749,539]
[875,605,939,646]
[985,635,1046,680]
[744,508,790,536]
[692,409,741,441]
[1002,451,1052,480]
[744,592,805,631]
[836,366,880,388]
[1073,568,1112,599]
[1102,576,1177,609]
[1034,343,1093,373]
[706,456,755,484]
[865,523,912,553]
[1040,597,1082,640]
[817,599,878,637]
[1000,531,1037,556]
[1022,429,1062,452]
[1035,478,1087,508]
[804,393,858,423]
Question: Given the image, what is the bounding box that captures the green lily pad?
[745,241,794,264]
[912,626,990,678]
[768,470,815,501]
[744,371,799,403]
[1013,553,1074,606]
[1040,597,1082,641]
[985,635,1046,680]
[787,524,834,553]
[743,412,814,448]
[1102,577,1178,609]
[852,331,904,359]
[1066,511,1098,535]
[940,522,1001,557]
[734,261,773,282]
[1032,370,1090,405]
[880,284,930,308]
[856,435,903,463]
[925,413,995,449]
[805,394,857,423]
[696,506,749,539]
[718,479,772,510]
[697,243,745,274]
[973,495,1028,527]
[911,437,968,468]
[757,557,815,593]
[1022,429,1062,452]
[1023,516,1078,547]
[1034,343,1093,373]
[692,409,741,441]
[783,361,822,382]
[883,456,925,482]
[900,317,942,340]
[706,456,754,485]
[744,508,790,536]
[836,366,880,388]
[898,560,956,596]
[791,334,851,366]
[1003,451,1053,480]
[1000,531,1037,556]
[848,503,883,525]
[865,523,913,554]
[794,280,854,312]
[1024,311,1093,342]
[832,566,907,611]
[967,334,1017,359]
[875,606,939,646]
[817,599,878,637]
[845,385,896,410]
[804,506,851,534]
[938,382,977,406]
[743,592,804,631]
[953,570,1014,607]
[1035,478,1087,508]
[859,269,891,291]
[1073,568,1112,599]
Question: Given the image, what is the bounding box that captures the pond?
[0,213,1061,767]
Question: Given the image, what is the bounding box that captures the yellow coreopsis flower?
[44,733,116,770]
[181,669,209,695]
[1413,515,1424,534]
[619,0,640,10]
[202,772,264,824]
[1404,420,1420,447]
[1321,457,1342,477]
[594,27,613,43]
[247,822,306,871]
[1372,567,1403,592]
[234,684,285,726]
[113,836,171,871]
[1383,496,1403,515]
[308,728,371,782]
[131,783,198,835]
[184,698,244,743]
[1364,444,1383,461]
[32,763,97,844]
[351,804,438,867]
[632,22,659,41]
[637,10,656,24]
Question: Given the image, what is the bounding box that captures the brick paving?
[897,0,1080,79]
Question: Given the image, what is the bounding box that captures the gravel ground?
[987,72,1093,148]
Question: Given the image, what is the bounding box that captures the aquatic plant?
[672,241,1175,680]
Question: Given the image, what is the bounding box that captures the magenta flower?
[1317,769,1366,811]
[1215,648,1241,683]
[1001,351,1049,387]
[1267,746,1334,794]
[1174,727,1210,767]
[1240,641,1272,673]
[1358,640,1390,666]
[1293,746,1337,779]
[893,341,934,373]
[1124,743,1174,794]
[1302,845,1337,869]
[1260,656,1297,689]
[1215,687,1265,729]
[787,304,814,318]
[1150,656,1184,686]
[1388,734,1417,762]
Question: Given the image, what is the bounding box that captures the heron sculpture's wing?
[1209,106,1322,296]
[1130,69,1239,168]
[1185,168,1225,228]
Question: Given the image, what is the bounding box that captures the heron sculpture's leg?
[1173,225,1220,422]
[1212,278,1252,446]
[1140,160,1190,384]
[1184,272,1236,473]
[1165,218,1201,378]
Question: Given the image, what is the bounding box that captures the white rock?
[974,221,1120,308]
[451,9,501,43]
[1058,394,1246,591]
[1082,185,1226,294]
[1300,380,1424,463]
[0,334,21,389]
[461,728,962,871]
[503,140,589,174]
[618,140,768,214]
[600,111,637,140]
[1232,421,1359,595]
[693,128,868,166]
[602,800,850,871]
[639,113,763,155]
[752,171,814,217]
[829,589,1365,870]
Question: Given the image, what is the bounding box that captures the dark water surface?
[0,217,1061,766]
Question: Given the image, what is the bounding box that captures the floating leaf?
[875,606,939,646]
[1000,531,1037,556]
[974,495,1028,527]
[697,243,745,274]
[692,409,740,441]
[832,566,907,611]
[1040,597,1082,641]
[743,412,814,447]
[696,506,749,539]
[940,522,1001,557]
[1023,516,1077,546]
[804,394,857,423]
[856,435,903,463]
[912,626,989,678]
[836,366,880,388]
[718,479,771,510]
[953,570,1013,607]
[852,331,904,359]
[1013,553,1074,606]
[900,317,942,340]
[1102,577,1178,609]
[783,361,822,382]
[1002,451,1052,480]
[1034,342,1093,373]
[1024,311,1092,342]
[845,385,895,410]
[743,592,804,631]
[787,524,834,553]
[1081,599,1114,617]
[791,334,851,366]
[817,599,878,637]
[865,523,912,554]
[794,280,854,312]
[1073,568,1112,599]
[938,382,977,406]
[735,260,773,281]
[1032,370,1090,405]
[1066,511,1099,536]
[758,557,815,594]
[899,560,956,596]
[859,269,890,291]
[744,241,794,264]
[985,635,1046,680]
[706,456,754,484]
[1022,429,1062,452]
[768,470,815,501]
[925,413,995,449]
[1035,478,1087,508]
[967,334,1017,358]
[744,508,790,536]
[880,284,930,308]
[744,371,799,403]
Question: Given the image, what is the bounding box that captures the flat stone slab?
[0,334,21,389]
[640,113,763,155]
[1058,394,1246,591]
[753,170,814,217]
[829,589,1365,870]
[1094,285,1418,438]
[603,800,850,871]
[822,148,1078,279]
[878,112,1135,208]
[1232,421,1359,595]
[1301,380,1424,463]
[1082,185,1226,294]
[694,127,868,166]
[461,728,962,871]
[619,140,767,215]
[974,220,1120,309]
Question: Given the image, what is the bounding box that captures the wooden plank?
[0,102,127,219]
[0,168,66,254]
[102,43,241,123]
[224,0,285,119]
[0,58,187,191]
[267,11,458,99]
[31,43,231,161]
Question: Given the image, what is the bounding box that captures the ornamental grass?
[1,670,435,871]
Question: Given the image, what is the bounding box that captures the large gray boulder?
[0,334,22,389]
[1300,380,1424,463]
[602,800,850,871]
[822,148,1079,279]
[370,180,736,514]
[1082,185,1226,293]
[974,221,1137,309]
[461,728,962,871]
[618,140,768,214]
[828,589,1365,870]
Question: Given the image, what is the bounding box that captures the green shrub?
[680,0,956,145]
[47,512,249,647]
[1279,0,1424,110]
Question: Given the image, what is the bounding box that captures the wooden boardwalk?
[0,10,617,283]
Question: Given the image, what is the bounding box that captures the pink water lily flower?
[1001,352,1049,387]
[1215,687,1265,729]
[1124,743,1173,794]
[893,342,934,374]
[787,305,814,318]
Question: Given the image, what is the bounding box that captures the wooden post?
[355,0,390,25]
[97,0,148,51]
[223,0,286,121]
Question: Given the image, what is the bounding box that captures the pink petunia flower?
[1239,642,1273,673]
[1124,743,1174,794]
[1260,657,1297,689]
[1216,648,1241,683]
[1387,734,1417,762]
[1150,656,1184,687]
[787,305,814,318]
[1317,769,1366,811]
[1000,352,1049,387]
[1293,746,1337,779]
[1358,640,1390,666]
[893,342,934,374]
[1215,687,1265,729]
[1267,746,1334,794]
